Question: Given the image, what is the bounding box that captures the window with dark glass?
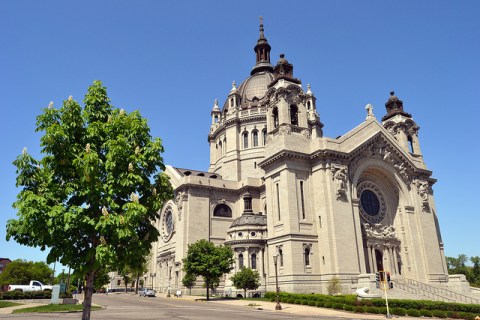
[251,253,257,269]
[300,181,305,220]
[253,130,258,147]
[290,105,298,126]
[239,254,244,268]
[273,108,279,128]
[360,190,380,217]
[262,129,267,145]
[213,204,232,217]
[279,249,284,267]
[243,132,249,149]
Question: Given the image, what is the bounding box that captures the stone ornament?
[174,191,187,221]
[331,167,348,200]
[363,223,397,240]
[416,180,430,212]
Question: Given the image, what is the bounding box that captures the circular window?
[251,231,256,237]
[357,182,387,223]
[161,208,175,242]
[238,232,243,237]
[360,190,380,216]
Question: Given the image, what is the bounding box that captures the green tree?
[470,256,480,286]
[0,260,53,286]
[182,239,234,300]
[230,267,261,298]
[6,81,172,320]
[182,273,196,295]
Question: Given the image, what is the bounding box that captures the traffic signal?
[386,272,391,282]
[375,272,380,288]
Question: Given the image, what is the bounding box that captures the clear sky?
[1,0,479,269]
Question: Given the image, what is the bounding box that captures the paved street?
[0,293,405,320]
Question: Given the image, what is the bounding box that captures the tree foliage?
[446,254,480,287]
[230,267,261,298]
[6,81,172,319]
[181,273,196,295]
[182,239,234,300]
[0,260,53,286]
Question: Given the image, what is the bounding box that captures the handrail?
[396,278,480,304]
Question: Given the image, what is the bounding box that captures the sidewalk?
[172,294,421,319]
[0,302,45,314]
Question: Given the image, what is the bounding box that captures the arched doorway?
[375,249,384,273]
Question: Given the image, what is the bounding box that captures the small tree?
[327,276,342,295]
[230,267,261,298]
[182,273,196,295]
[6,81,172,320]
[182,239,234,300]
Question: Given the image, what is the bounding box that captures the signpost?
[375,270,393,318]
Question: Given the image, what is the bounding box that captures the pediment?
[335,119,433,186]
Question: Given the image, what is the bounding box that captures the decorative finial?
[213,99,219,111]
[230,81,237,93]
[48,101,54,109]
[128,163,133,171]
[259,16,265,38]
[390,91,395,96]
[365,104,374,120]
[120,108,125,116]
[306,84,312,95]
[68,95,73,101]
[85,143,91,153]
[22,147,27,155]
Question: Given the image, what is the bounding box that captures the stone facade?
[147,22,449,295]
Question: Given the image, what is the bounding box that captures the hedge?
[0,291,73,300]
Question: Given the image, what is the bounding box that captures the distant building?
[0,258,12,291]
[147,21,467,296]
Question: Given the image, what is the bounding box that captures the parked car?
[8,280,53,292]
[138,288,156,297]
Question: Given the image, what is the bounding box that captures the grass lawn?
[0,301,22,308]
[12,304,102,314]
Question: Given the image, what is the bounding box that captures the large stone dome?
[237,71,274,106]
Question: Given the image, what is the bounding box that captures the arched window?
[279,249,284,267]
[290,105,298,126]
[214,115,219,123]
[262,129,267,145]
[252,130,259,147]
[213,204,232,217]
[307,101,311,110]
[223,138,227,155]
[251,253,257,269]
[243,132,249,149]
[239,254,244,268]
[273,107,279,128]
[218,141,222,157]
[407,135,414,154]
[304,247,310,266]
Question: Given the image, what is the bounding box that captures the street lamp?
[273,255,282,310]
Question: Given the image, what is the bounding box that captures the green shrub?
[332,303,344,310]
[419,309,433,317]
[301,299,308,305]
[353,306,365,313]
[365,306,381,314]
[431,310,447,318]
[446,310,461,319]
[315,301,324,308]
[324,302,333,308]
[390,307,407,316]
[294,299,302,305]
[287,298,295,304]
[308,300,316,306]
[344,305,355,312]
[406,309,420,317]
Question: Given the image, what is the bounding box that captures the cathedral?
[147,21,452,296]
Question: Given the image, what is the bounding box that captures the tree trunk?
[135,275,139,294]
[206,279,210,300]
[244,288,246,298]
[81,271,95,320]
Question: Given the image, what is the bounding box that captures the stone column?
[392,246,399,275]
[371,246,378,272]
[367,244,373,273]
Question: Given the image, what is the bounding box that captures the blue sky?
[1,0,479,270]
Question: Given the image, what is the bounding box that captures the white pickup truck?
[8,280,53,292]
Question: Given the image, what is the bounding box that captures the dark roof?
[230,214,267,227]
[172,167,221,179]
